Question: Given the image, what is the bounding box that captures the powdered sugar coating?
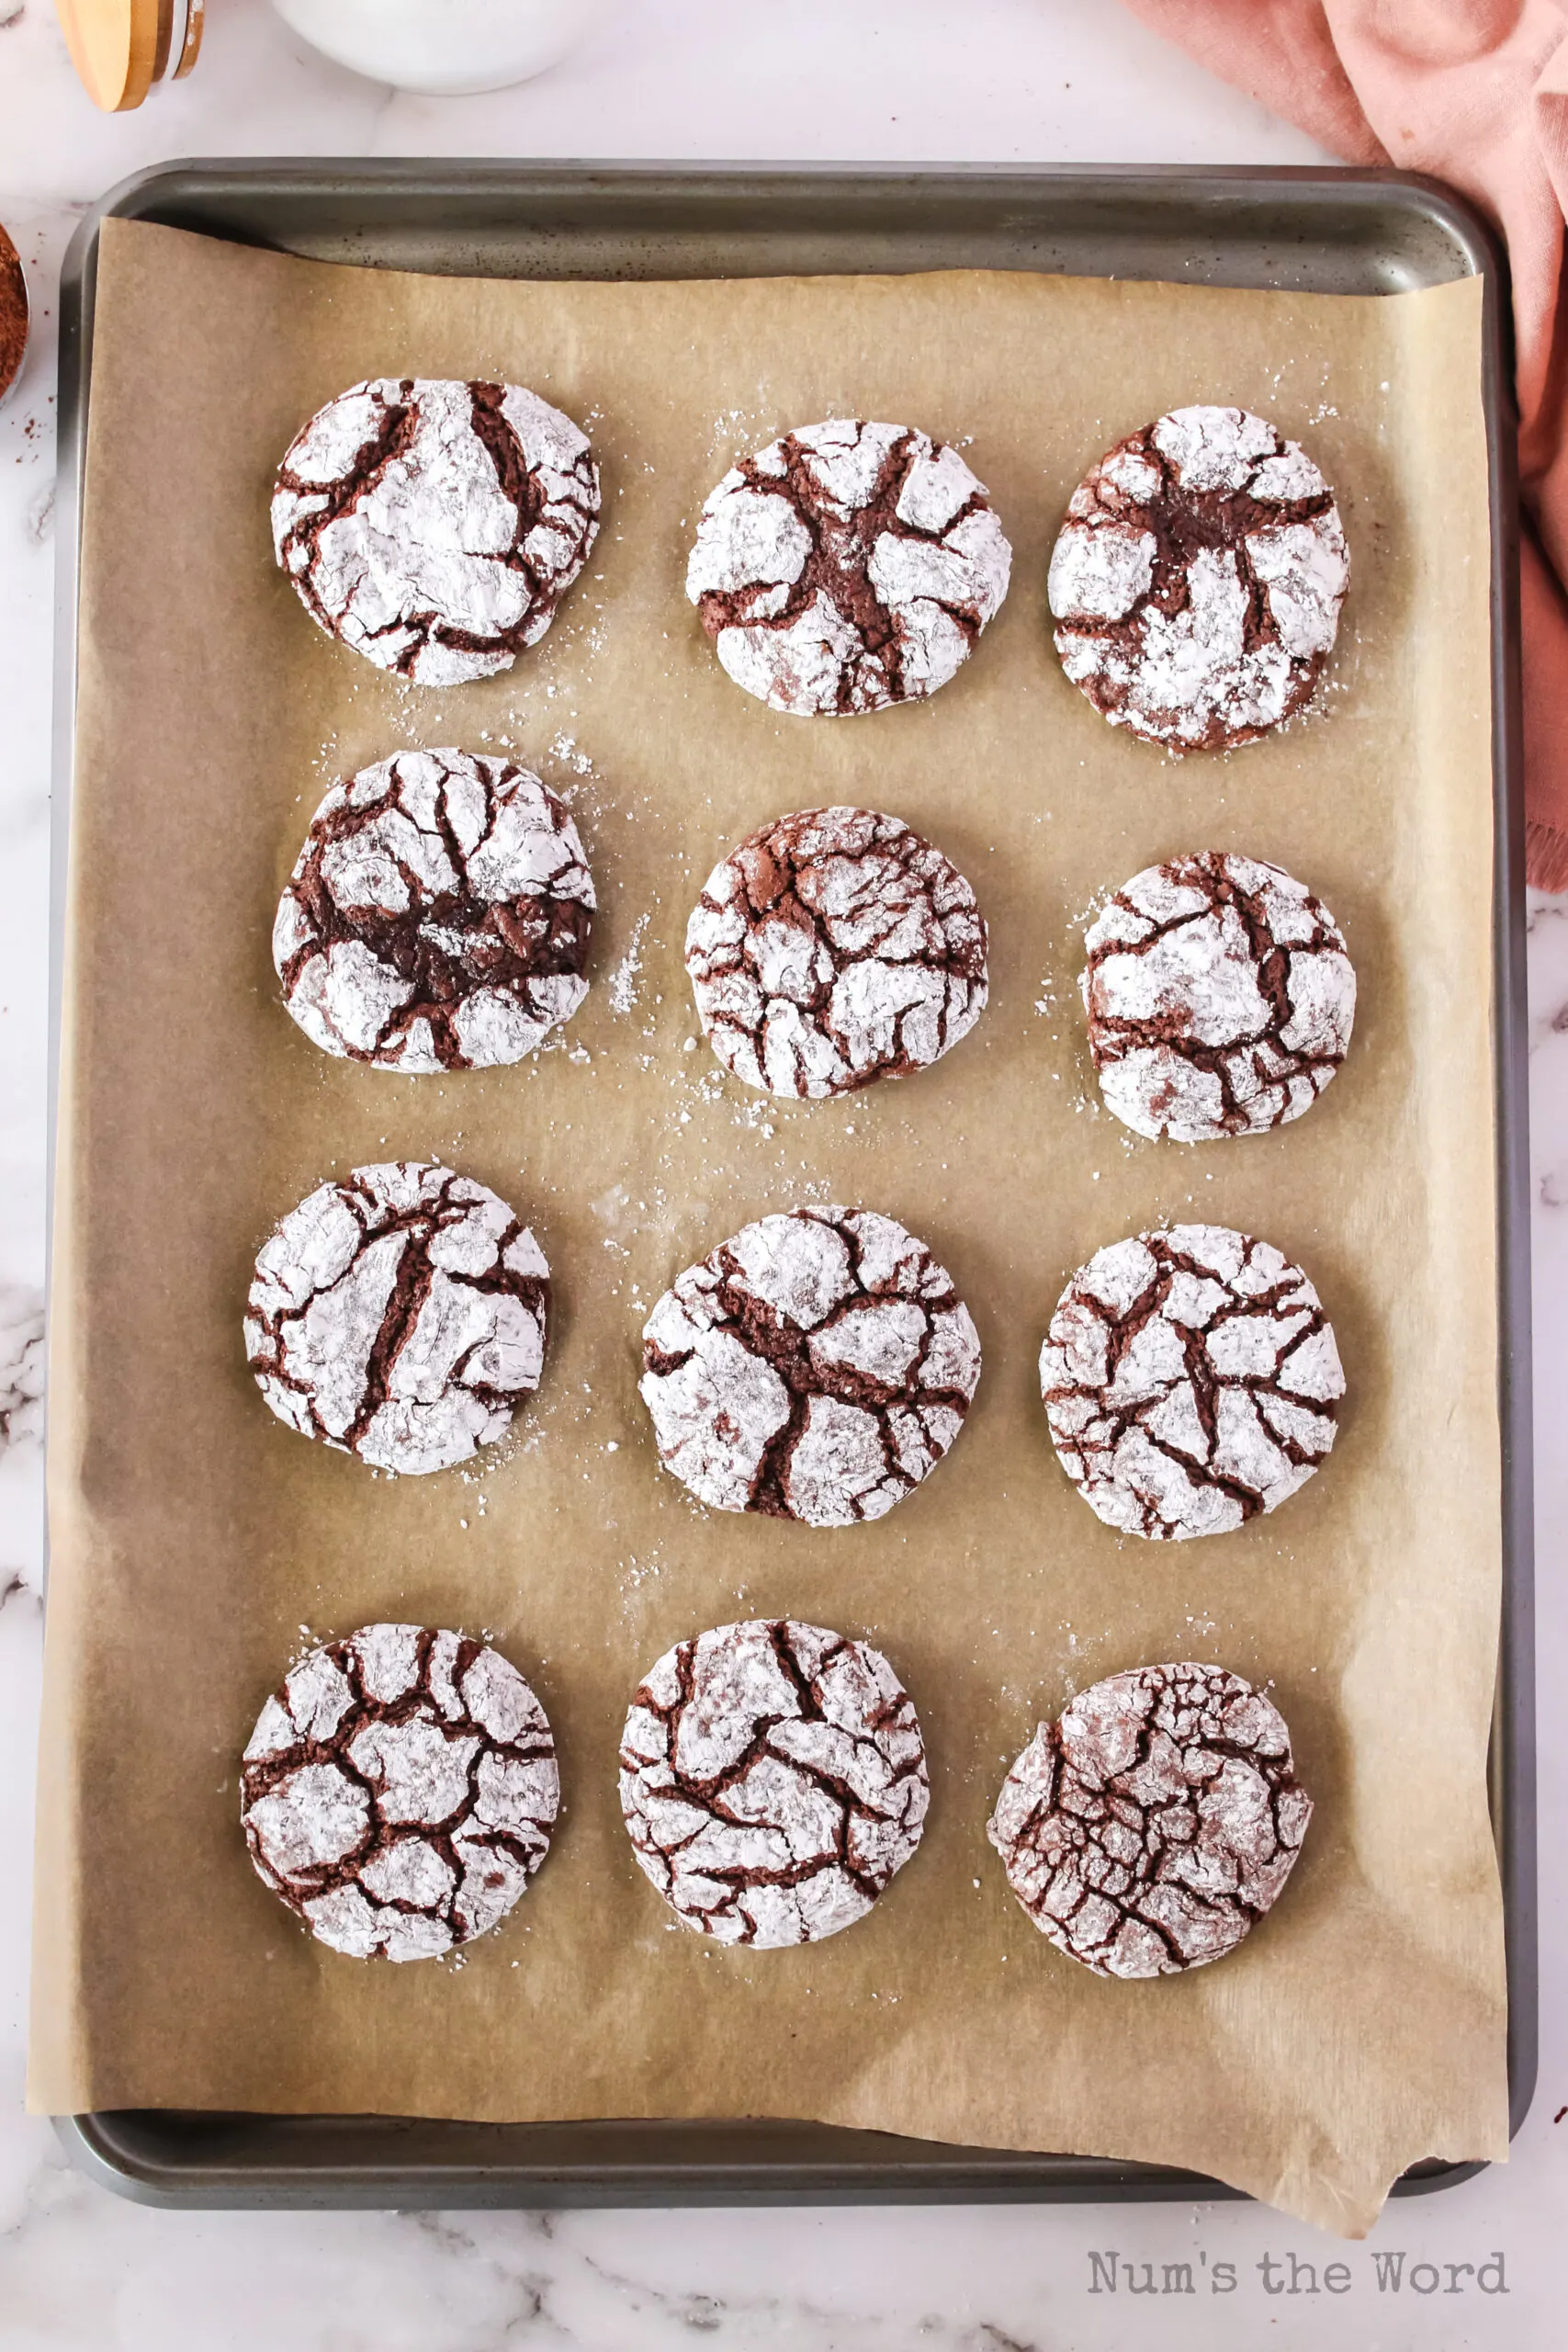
[1082,851,1356,1141]
[618,1618,929,1946]
[987,1662,1312,1977]
[1049,405,1348,750]
[271,378,600,686]
[274,750,595,1072]
[686,419,1011,716]
[685,806,988,1098]
[242,1623,559,1962]
[245,1160,549,1476]
[1039,1224,1344,1540]
[639,1206,981,1526]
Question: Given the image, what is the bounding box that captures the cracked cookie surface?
[685,806,987,1098]
[271,378,600,685]
[639,1205,981,1527]
[618,1618,928,1946]
[242,1623,559,1962]
[1082,851,1356,1141]
[686,418,1011,716]
[1039,1224,1343,1540]
[1048,405,1348,750]
[274,749,595,1073]
[245,1160,549,1476]
[987,1662,1312,1977]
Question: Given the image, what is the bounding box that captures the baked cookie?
[245,1161,549,1476]
[242,1623,559,1962]
[271,378,600,685]
[686,418,1011,716]
[685,806,987,1098]
[1039,1224,1343,1540]
[1082,851,1356,1141]
[987,1662,1312,1978]
[1048,405,1348,750]
[618,1618,928,1946]
[274,749,595,1072]
[639,1205,981,1526]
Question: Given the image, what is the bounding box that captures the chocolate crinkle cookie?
[1048,405,1348,751]
[274,749,594,1072]
[686,418,1012,716]
[619,1618,928,1946]
[987,1663,1312,1978]
[242,1623,559,1962]
[1082,851,1356,1142]
[1039,1224,1344,1541]
[685,806,987,1098]
[246,1160,549,1476]
[640,1205,981,1527]
[271,377,600,685]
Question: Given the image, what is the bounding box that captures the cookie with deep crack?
[242,1623,559,1962]
[639,1205,981,1526]
[686,418,1012,715]
[987,1662,1312,1978]
[274,749,595,1072]
[1082,851,1356,1141]
[271,378,600,685]
[685,806,987,1098]
[1048,405,1348,750]
[245,1160,549,1476]
[618,1618,929,1946]
[1038,1224,1343,1540]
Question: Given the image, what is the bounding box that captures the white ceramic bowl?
[271,0,615,97]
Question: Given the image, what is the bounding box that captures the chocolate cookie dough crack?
[273,382,420,633]
[686,808,987,1099]
[736,429,988,707]
[244,1639,545,1914]
[246,1160,551,1476]
[274,751,595,1073]
[1081,852,1356,1143]
[639,1207,982,1525]
[987,1663,1313,1977]
[617,1620,930,1947]
[1039,1225,1344,1541]
[1049,406,1348,751]
[629,1629,896,1918]
[241,1623,560,1962]
[271,378,601,686]
[687,418,1012,716]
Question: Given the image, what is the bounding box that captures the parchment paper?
[30,220,1507,2234]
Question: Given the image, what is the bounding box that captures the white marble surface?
[1,1,1565,2343]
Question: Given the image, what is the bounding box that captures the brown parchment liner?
[30,220,1507,2235]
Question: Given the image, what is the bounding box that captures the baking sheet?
[31,219,1507,2235]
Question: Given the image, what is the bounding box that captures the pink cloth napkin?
[1122,0,1568,890]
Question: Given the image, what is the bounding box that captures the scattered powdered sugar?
[608,912,652,1015]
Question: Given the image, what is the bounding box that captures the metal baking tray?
[49,160,1535,2209]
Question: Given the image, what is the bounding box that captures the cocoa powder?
[0,225,27,402]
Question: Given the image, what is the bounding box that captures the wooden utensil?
[55,0,204,112]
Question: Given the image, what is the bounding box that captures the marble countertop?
[2,2,1564,2343]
